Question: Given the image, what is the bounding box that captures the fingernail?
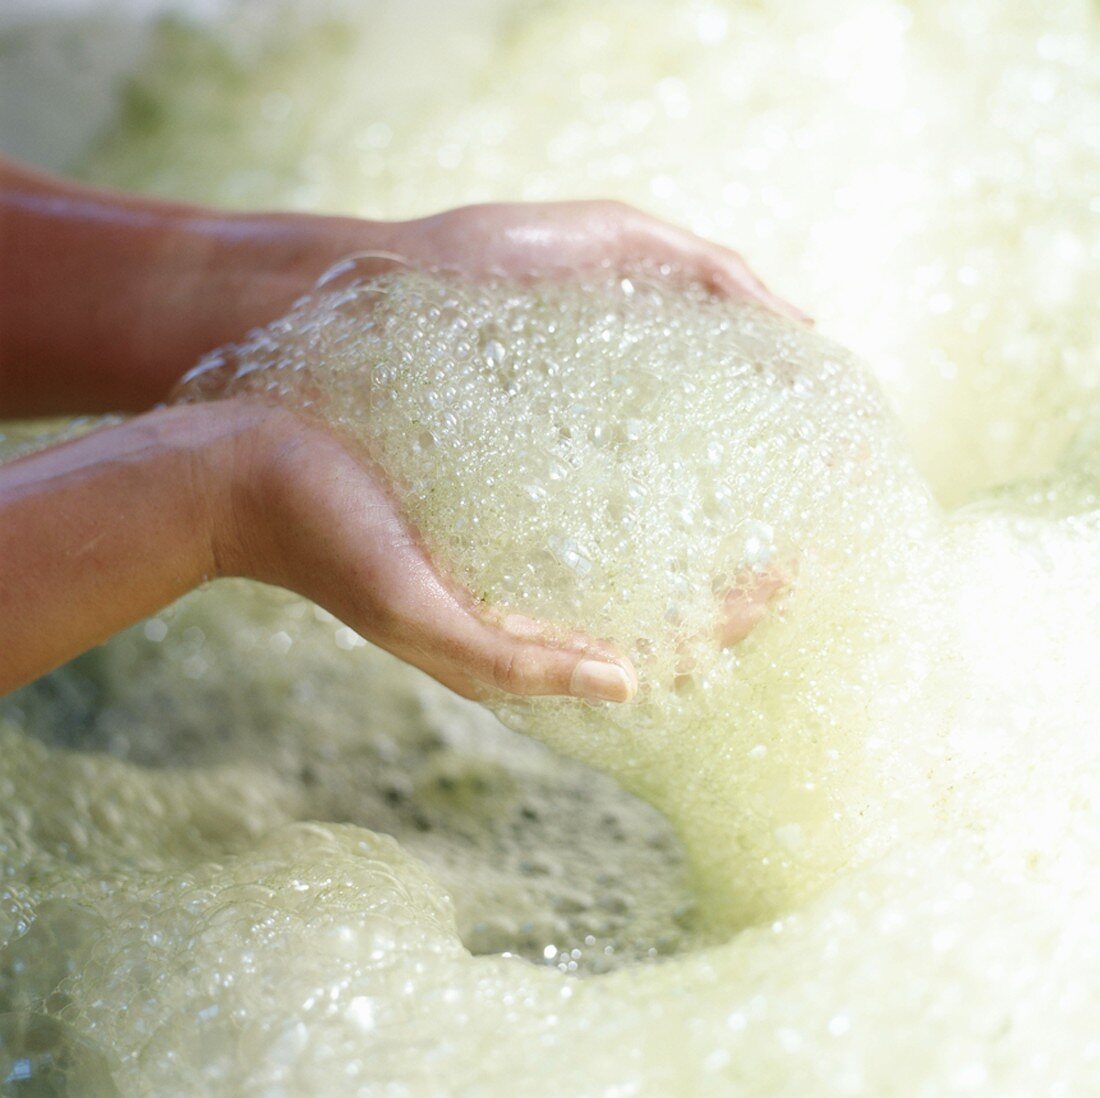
[570,659,637,703]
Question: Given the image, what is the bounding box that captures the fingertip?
[711,261,813,325]
[770,295,814,325]
[569,657,638,704]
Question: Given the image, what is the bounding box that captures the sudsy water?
[2,1,1099,1095]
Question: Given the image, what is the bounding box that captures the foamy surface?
[2,1,1099,1094]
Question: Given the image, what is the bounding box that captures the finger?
[624,215,812,323]
[716,564,792,648]
[707,259,813,325]
[369,539,638,703]
[402,611,635,703]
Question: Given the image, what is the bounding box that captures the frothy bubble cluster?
[181,268,937,922]
[2,0,1099,1094]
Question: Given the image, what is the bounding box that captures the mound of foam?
[180,269,939,924]
[4,1,1100,1092]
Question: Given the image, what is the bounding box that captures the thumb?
[361,535,637,703]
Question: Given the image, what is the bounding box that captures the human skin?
[0,155,800,699]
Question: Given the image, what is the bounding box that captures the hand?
[0,399,636,702]
[198,203,799,691]
[216,403,638,703]
[0,156,794,697]
[314,200,808,321]
[2,154,808,414]
[218,406,788,702]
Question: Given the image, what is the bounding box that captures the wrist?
[200,396,304,584]
[126,210,396,408]
[150,396,285,583]
[188,210,397,319]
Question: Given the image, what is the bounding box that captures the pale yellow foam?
[179,267,940,928]
[2,0,1099,1094]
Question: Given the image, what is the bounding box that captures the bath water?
[2,1,1099,1094]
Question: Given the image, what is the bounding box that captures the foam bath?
[2,0,1099,1094]
[178,267,943,930]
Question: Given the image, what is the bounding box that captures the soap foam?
[179,267,940,927]
[2,0,1100,1094]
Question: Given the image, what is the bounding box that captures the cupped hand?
[0,160,792,700]
[318,200,808,322]
[197,201,800,701]
[217,403,638,704]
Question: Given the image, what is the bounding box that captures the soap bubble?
[179,267,939,924]
[4,0,1100,1092]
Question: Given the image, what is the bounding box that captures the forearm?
[0,400,265,693]
[0,155,392,416]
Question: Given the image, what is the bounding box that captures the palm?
[245,414,630,701]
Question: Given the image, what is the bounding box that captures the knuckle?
[490,647,541,694]
[592,198,634,229]
[491,648,521,691]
